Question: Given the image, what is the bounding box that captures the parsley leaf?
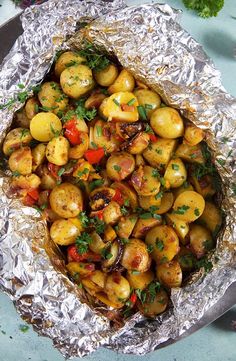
[75,232,92,254]
[77,41,110,72]
[182,0,224,18]
[173,205,190,215]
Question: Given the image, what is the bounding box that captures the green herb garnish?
[75,232,92,254]
[137,105,147,121]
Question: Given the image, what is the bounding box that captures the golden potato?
[131,165,161,196]
[154,192,174,214]
[143,138,178,168]
[89,186,115,211]
[89,232,106,253]
[93,120,119,153]
[39,165,58,190]
[132,217,162,239]
[9,147,32,175]
[164,158,187,188]
[94,64,119,87]
[145,225,179,264]
[136,154,146,167]
[165,213,189,244]
[150,107,184,139]
[25,97,39,120]
[67,261,95,278]
[3,128,32,156]
[105,273,130,307]
[11,174,41,190]
[156,260,182,288]
[106,152,135,181]
[127,269,154,290]
[50,219,80,246]
[184,124,204,146]
[173,191,205,222]
[32,143,46,171]
[84,92,106,110]
[60,64,94,99]
[110,181,138,210]
[139,193,162,210]
[121,238,151,272]
[30,112,62,142]
[124,132,150,154]
[103,201,122,225]
[177,247,196,272]
[108,69,135,94]
[55,51,86,78]
[103,225,117,243]
[133,89,161,119]
[189,224,214,258]
[138,287,168,317]
[14,108,30,128]
[46,136,69,166]
[38,82,68,115]
[99,92,139,122]
[102,239,121,271]
[175,142,204,164]
[49,182,83,218]
[172,182,194,199]
[68,132,89,159]
[189,174,216,198]
[116,215,138,239]
[82,270,106,295]
[198,201,222,235]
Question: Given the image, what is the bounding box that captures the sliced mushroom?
[116,121,144,140]
[89,186,116,211]
[102,239,124,272]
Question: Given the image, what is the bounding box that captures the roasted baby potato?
[198,201,222,235]
[175,142,205,164]
[25,97,39,120]
[68,132,89,159]
[189,174,216,198]
[38,82,68,115]
[32,143,46,171]
[156,260,182,288]
[164,158,187,188]
[173,190,205,222]
[94,64,119,87]
[30,112,62,142]
[138,193,162,210]
[121,238,151,272]
[50,218,81,246]
[132,217,162,239]
[89,187,116,211]
[105,272,130,307]
[134,89,161,119]
[46,136,70,166]
[131,165,161,196]
[110,181,138,209]
[154,192,174,215]
[67,261,95,278]
[122,132,150,154]
[55,51,86,78]
[189,224,214,258]
[116,215,138,240]
[14,108,30,128]
[103,201,122,225]
[115,121,143,140]
[60,64,94,99]
[93,120,120,153]
[150,107,184,139]
[143,138,178,168]
[99,92,139,122]
[165,213,189,244]
[127,269,154,290]
[39,165,58,190]
[184,124,204,146]
[3,128,32,156]
[89,232,106,253]
[11,173,41,190]
[172,182,194,199]
[138,287,168,317]
[108,69,135,94]
[106,152,135,181]
[84,92,107,110]
[145,225,179,264]
[177,247,196,272]
[49,182,83,218]
[9,147,32,175]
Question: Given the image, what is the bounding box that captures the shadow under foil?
[203,30,236,60]
[210,307,236,333]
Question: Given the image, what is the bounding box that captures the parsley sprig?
[77,41,110,72]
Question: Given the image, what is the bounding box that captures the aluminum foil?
[0,0,236,358]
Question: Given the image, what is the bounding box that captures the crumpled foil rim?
[0,0,236,358]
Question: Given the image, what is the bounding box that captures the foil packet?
[0,0,236,358]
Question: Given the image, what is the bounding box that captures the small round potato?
[38,82,68,115]
[155,192,174,214]
[9,147,32,175]
[108,69,135,94]
[105,272,131,307]
[150,107,184,139]
[68,132,89,159]
[60,64,94,99]
[106,152,135,181]
[3,128,33,156]
[50,218,81,246]
[94,64,119,87]
[134,89,161,119]
[121,238,151,272]
[189,224,214,258]
[145,225,179,264]
[25,97,39,119]
[103,201,122,225]
[99,92,139,122]
[49,182,83,218]
[143,137,178,168]
[46,136,70,166]
[39,165,58,190]
[127,269,154,290]
[11,173,41,190]
[184,124,204,146]
[30,112,62,142]
[164,158,187,188]
[198,201,222,235]
[139,193,162,210]
[55,51,86,78]
[165,213,189,243]
[32,143,46,171]
[93,120,120,153]
[138,288,168,317]
[156,260,182,288]
[173,191,205,222]
[131,165,161,197]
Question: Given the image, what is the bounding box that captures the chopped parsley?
[147,244,154,253]
[75,232,92,254]
[124,199,130,207]
[77,41,110,72]
[90,216,105,235]
[101,248,113,260]
[148,281,161,302]
[50,123,61,137]
[77,168,89,177]
[57,167,65,177]
[89,179,104,191]
[78,211,89,227]
[196,257,213,273]
[113,165,121,172]
[156,238,164,251]
[173,205,190,215]
[127,98,136,106]
[144,123,154,134]
[121,206,129,215]
[137,105,147,121]
[96,125,103,137]
[74,98,97,121]
[152,169,160,178]
[155,191,163,200]
[144,103,153,110]
[113,98,120,106]
[171,163,179,171]
[194,208,200,217]
[19,324,30,333]
[120,238,130,245]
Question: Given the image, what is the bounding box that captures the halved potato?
[99,92,139,122]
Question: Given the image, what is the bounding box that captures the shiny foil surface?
[0,0,236,358]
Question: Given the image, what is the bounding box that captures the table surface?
[0,0,236,360]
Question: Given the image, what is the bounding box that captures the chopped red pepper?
[112,188,124,206]
[130,292,137,304]
[121,103,135,112]
[48,162,60,179]
[63,119,82,146]
[27,188,39,201]
[149,134,158,142]
[84,148,105,164]
[23,194,37,206]
[67,245,101,263]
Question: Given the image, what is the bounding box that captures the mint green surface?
[0,0,236,360]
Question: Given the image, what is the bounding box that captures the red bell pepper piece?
[112,188,124,206]
[130,292,137,304]
[121,103,135,112]
[27,188,39,201]
[48,162,60,179]
[84,148,105,164]
[67,245,101,263]
[23,188,39,206]
[149,134,158,142]
[63,119,82,146]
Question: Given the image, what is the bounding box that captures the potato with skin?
[46,136,69,166]
[39,165,58,190]
[93,120,120,153]
[60,64,94,99]
[14,108,30,128]
[156,260,182,288]
[116,215,138,240]
[189,224,214,258]
[38,82,68,115]
[145,225,179,264]
[138,288,168,317]
[139,193,162,210]
[175,142,205,164]
[105,273,130,307]
[67,262,95,278]
[133,89,161,119]
[143,138,178,168]
[55,51,86,78]
[132,217,162,239]
[184,124,204,146]
[136,154,146,167]
[32,143,46,171]
[89,187,116,211]
[150,107,184,139]
[50,218,81,246]
[89,232,106,253]
[172,182,194,199]
[110,181,138,209]
[82,270,106,295]
[25,97,39,119]
[3,128,33,156]
[106,152,135,181]
[9,147,32,175]
[99,92,139,122]
[103,201,122,225]
[11,174,41,190]
[84,92,107,110]
[30,112,62,142]
[164,158,187,188]
[173,191,205,222]
[94,64,119,87]
[131,165,161,196]
[154,192,174,215]
[68,132,89,159]
[108,69,135,94]
[127,269,154,290]
[49,182,83,218]
[124,132,150,154]
[121,238,151,272]
[165,213,189,244]
[189,174,216,198]
[198,201,222,235]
